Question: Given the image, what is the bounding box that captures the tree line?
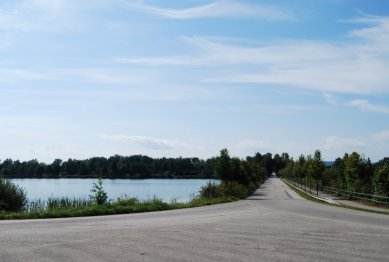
[0,152,288,180]
[0,150,289,212]
[199,149,289,199]
[2,150,387,197]
[278,151,389,197]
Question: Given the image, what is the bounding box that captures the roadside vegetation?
[278,150,389,198]
[0,176,27,212]
[3,148,386,219]
[284,179,389,216]
[283,179,333,205]
[0,149,285,219]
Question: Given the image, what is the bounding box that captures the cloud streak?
[373,130,389,143]
[0,0,74,32]
[348,14,389,43]
[116,16,389,95]
[0,69,50,83]
[324,136,365,150]
[348,99,389,114]
[122,0,290,20]
[323,93,337,105]
[101,135,198,150]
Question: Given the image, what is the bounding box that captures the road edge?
[282,179,341,206]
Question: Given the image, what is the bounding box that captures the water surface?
[11,179,216,203]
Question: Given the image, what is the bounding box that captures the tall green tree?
[312,150,325,195]
[295,155,306,188]
[215,149,232,182]
[305,155,314,193]
[343,152,361,193]
[373,162,389,197]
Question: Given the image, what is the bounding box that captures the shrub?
[218,181,248,199]
[199,181,250,199]
[90,178,108,205]
[199,181,222,199]
[0,177,27,212]
[114,195,138,207]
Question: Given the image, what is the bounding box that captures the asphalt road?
[1,177,388,262]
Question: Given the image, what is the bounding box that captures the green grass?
[283,179,389,215]
[339,204,389,215]
[27,196,95,212]
[0,196,237,220]
[283,180,332,205]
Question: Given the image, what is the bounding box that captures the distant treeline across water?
[0,153,285,179]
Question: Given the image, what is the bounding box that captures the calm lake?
[11,179,216,203]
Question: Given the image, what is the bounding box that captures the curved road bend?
[1,177,388,262]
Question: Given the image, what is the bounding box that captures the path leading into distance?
[1,177,388,262]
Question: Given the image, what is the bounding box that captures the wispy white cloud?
[348,99,389,114]
[373,130,389,143]
[255,104,317,114]
[0,68,50,83]
[101,134,200,150]
[0,67,162,87]
[122,0,290,20]
[231,139,273,157]
[324,136,365,150]
[236,139,267,150]
[348,14,389,43]
[323,93,337,105]
[0,0,74,31]
[114,55,207,66]
[54,68,156,86]
[116,16,389,95]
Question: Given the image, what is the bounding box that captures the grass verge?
[338,204,389,216]
[283,180,332,205]
[283,180,389,215]
[0,196,238,220]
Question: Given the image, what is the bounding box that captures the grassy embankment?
[0,179,266,220]
[0,196,236,220]
[283,179,389,215]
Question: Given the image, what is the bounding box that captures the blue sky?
[1,0,389,163]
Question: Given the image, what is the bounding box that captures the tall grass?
[0,193,235,220]
[27,196,94,212]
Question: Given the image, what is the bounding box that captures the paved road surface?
[1,177,388,262]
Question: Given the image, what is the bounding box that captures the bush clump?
[199,181,250,199]
[199,181,222,198]
[90,178,108,205]
[0,177,27,212]
[218,181,249,199]
[112,195,138,207]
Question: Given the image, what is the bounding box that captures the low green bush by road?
[0,176,27,212]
